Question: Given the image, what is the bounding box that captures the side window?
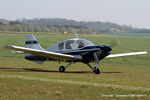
[58,42,64,50]
[65,40,74,49]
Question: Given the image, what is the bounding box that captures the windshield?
[76,39,94,48]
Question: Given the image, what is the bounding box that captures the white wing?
[6,45,82,61]
[106,51,147,59]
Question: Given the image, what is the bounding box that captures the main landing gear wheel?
[93,67,100,74]
[59,66,65,72]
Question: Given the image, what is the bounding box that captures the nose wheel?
[59,66,65,72]
[86,64,101,74]
[93,67,100,74]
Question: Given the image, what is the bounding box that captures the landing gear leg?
[93,52,101,74]
[59,62,73,72]
[87,63,94,70]
[87,63,100,74]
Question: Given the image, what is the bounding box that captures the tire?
[59,66,65,72]
[93,67,100,74]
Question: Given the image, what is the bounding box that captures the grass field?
[0,33,150,100]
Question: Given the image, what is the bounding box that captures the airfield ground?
[0,32,150,100]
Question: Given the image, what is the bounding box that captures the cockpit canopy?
[47,39,94,51]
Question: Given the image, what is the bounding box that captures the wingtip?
[146,51,148,54]
[143,51,148,54]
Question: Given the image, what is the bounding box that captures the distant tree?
[13,25,23,32]
[9,21,22,25]
[41,26,49,32]
[27,26,34,32]
[33,25,41,32]
[0,22,3,25]
[59,27,66,33]
[22,25,27,32]
[67,27,74,33]
[53,27,59,33]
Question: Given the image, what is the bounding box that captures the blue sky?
[0,0,150,28]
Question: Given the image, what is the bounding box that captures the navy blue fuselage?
[25,38,112,63]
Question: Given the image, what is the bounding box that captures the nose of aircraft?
[103,45,112,52]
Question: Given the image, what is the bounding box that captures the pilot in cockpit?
[77,40,85,48]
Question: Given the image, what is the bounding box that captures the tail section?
[25,34,45,64]
[26,34,43,50]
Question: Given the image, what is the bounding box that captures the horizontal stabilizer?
[106,51,148,59]
[11,51,24,54]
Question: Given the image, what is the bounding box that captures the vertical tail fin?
[25,34,44,64]
[26,34,43,50]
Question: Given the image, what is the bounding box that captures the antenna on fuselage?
[72,29,79,39]
[75,31,79,39]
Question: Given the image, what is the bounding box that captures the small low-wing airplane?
[6,34,147,74]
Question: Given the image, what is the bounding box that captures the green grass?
[0,33,150,100]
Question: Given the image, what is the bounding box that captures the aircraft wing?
[5,45,82,61]
[106,51,148,59]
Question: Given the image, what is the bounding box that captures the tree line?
[0,21,96,34]
[0,18,150,34]
[0,24,95,34]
